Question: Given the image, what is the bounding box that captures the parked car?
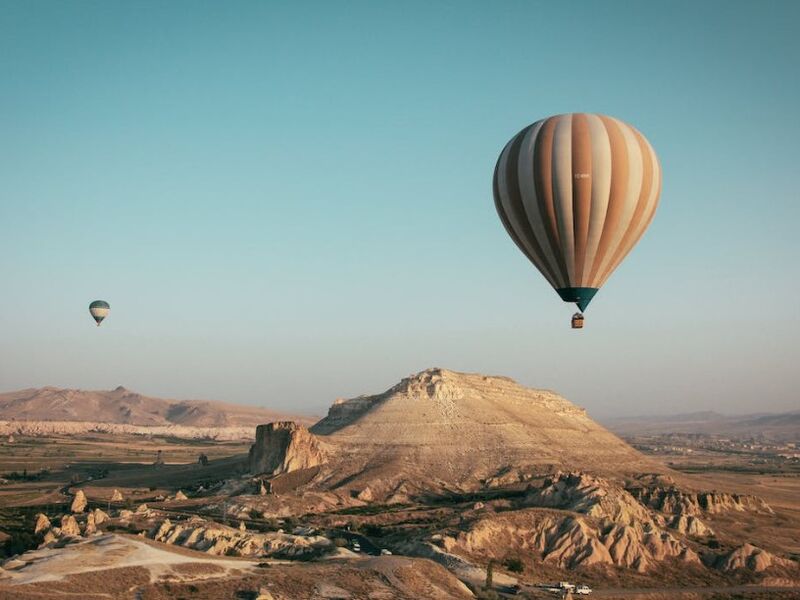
[558,582,575,591]
[380,548,392,555]
[575,584,592,595]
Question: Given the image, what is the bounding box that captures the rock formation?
[175,490,188,500]
[449,506,699,573]
[84,512,97,535]
[92,508,109,526]
[309,368,659,500]
[712,543,795,572]
[432,470,793,575]
[111,489,123,502]
[151,518,333,559]
[668,514,713,537]
[70,490,87,513]
[34,513,51,535]
[249,421,327,476]
[524,472,653,525]
[60,515,81,537]
[629,485,773,516]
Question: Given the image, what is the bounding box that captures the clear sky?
[1,1,798,418]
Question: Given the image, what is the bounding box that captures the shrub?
[503,556,524,573]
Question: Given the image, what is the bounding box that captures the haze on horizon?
[1,1,798,419]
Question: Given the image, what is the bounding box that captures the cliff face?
[249,421,327,476]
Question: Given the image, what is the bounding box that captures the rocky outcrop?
[524,472,653,526]
[309,369,657,498]
[174,490,188,500]
[712,544,795,572]
[118,509,134,522]
[110,489,124,502]
[84,512,97,535]
[629,486,773,516]
[151,518,333,559]
[249,422,327,476]
[523,472,717,539]
[447,509,699,573]
[34,513,51,535]
[70,490,88,513]
[60,515,81,537]
[313,368,589,437]
[668,514,713,537]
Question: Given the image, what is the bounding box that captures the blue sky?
[1,1,798,418]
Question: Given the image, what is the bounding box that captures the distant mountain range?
[0,386,314,428]
[603,410,800,441]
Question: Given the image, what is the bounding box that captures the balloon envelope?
[493,113,661,311]
[89,300,110,326]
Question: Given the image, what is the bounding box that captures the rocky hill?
[248,368,661,501]
[0,386,313,428]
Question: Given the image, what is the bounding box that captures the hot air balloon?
[493,113,661,327]
[89,300,110,326]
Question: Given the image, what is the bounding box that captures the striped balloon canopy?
[493,113,661,312]
[89,300,110,326]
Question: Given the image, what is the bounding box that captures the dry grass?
[0,566,150,599]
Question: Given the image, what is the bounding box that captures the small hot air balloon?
[493,113,661,327]
[89,300,110,326]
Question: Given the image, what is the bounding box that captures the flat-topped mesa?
[306,368,656,498]
[249,421,327,476]
[312,367,586,436]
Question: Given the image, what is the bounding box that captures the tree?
[484,559,494,590]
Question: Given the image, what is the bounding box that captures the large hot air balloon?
[493,113,661,327]
[89,300,110,326]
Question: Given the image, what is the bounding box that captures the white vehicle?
[558,582,575,591]
[575,584,592,595]
[352,541,361,552]
[380,549,392,555]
